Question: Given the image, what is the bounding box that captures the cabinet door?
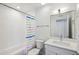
[45,45,59,53]
[45,45,77,55]
[57,49,77,55]
[45,45,58,55]
[45,50,57,55]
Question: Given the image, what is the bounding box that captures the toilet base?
[27,48,40,55]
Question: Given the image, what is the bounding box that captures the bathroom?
[0,3,79,55]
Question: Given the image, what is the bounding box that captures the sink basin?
[45,38,78,52]
[52,41,70,46]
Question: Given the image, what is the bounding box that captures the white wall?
[74,4,79,40]
[27,10,37,16]
[0,4,27,54]
[75,10,79,39]
[36,5,51,41]
[36,3,76,41]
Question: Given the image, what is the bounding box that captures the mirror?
[50,11,75,39]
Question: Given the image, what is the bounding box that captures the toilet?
[27,40,44,55]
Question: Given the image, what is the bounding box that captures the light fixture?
[60,7,68,13]
[17,6,20,9]
[52,9,58,15]
[41,2,46,5]
[51,7,68,15]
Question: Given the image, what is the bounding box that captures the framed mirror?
[50,10,76,39]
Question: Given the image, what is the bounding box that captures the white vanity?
[44,37,79,55]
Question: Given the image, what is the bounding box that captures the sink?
[45,38,78,53]
[52,41,70,46]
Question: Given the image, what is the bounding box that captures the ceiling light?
[41,2,46,5]
[17,6,20,9]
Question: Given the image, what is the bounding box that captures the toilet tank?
[36,40,44,49]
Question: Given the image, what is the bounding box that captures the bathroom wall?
[27,10,36,16]
[36,3,76,41]
[36,5,51,41]
[0,4,36,54]
[74,4,79,40]
[75,9,79,39]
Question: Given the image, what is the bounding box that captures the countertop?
[45,37,79,53]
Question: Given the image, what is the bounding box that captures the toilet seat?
[27,48,40,55]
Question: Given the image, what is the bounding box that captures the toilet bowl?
[27,40,44,55]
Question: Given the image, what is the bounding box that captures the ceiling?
[43,3,77,11]
[3,3,77,15]
[4,3,42,13]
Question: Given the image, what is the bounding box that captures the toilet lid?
[28,48,40,55]
[36,40,44,42]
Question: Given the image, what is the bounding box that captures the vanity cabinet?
[45,44,77,55]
